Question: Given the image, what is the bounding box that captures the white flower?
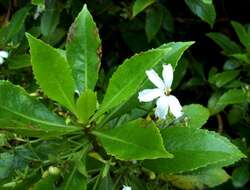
[138,64,183,119]
[0,50,8,65]
[122,185,132,190]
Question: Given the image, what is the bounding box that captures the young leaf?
[184,0,216,27]
[94,47,171,119]
[41,0,60,36]
[26,33,77,113]
[144,127,245,174]
[208,70,240,88]
[231,21,250,49]
[217,89,247,105]
[5,6,30,42]
[92,119,173,160]
[66,4,101,93]
[183,104,210,129]
[0,80,79,137]
[159,41,195,69]
[166,167,230,189]
[206,32,242,54]
[145,5,163,42]
[76,90,97,124]
[132,0,156,17]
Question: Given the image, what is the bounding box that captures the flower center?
[164,88,172,96]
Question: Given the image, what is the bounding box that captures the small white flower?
[138,64,183,119]
[0,50,9,65]
[122,185,132,190]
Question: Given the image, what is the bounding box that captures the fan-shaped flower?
[138,64,183,119]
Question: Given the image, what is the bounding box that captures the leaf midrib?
[92,130,168,156]
[96,52,164,117]
[0,104,74,128]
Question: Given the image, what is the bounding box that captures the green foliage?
[26,33,77,113]
[93,119,172,160]
[183,104,210,128]
[144,127,245,174]
[66,4,101,93]
[0,1,249,189]
[184,0,216,27]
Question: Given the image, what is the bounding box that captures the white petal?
[162,64,173,88]
[138,88,162,102]
[155,96,169,119]
[0,57,4,65]
[0,51,8,58]
[146,69,165,89]
[167,95,183,118]
[122,185,132,190]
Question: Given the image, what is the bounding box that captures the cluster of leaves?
[0,0,249,189]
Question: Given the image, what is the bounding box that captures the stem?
[216,114,223,134]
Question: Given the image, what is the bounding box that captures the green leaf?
[5,6,30,42]
[184,0,216,27]
[217,89,247,105]
[132,0,156,17]
[94,47,171,119]
[26,33,77,113]
[0,80,79,137]
[160,41,195,69]
[144,127,245,174]
[66,5,101,93]
[32,0,44,6]
[208,70,240,88]
[32,175,58,190]
[165,167,230,189]
[145,5,163,42]
[206,32,242,54]
[61,166,87,190]
[183,104,210,129]
[76,90,97,124]
[92,119,173,160]
[0,152,14,179]
[41,0,60,36]
[232,165,250,188]
[7,54,31,70]
[231,21,250,49]
[208,92,225,115]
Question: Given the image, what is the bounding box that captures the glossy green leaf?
[41,0,60,36]
[218,89,247,105]
[5,7,30,42]
[144,127,244,174]
[92,119,173,160]
[183,104,210,129]
[132,0,155,17]
[160,41,195,69]
[26,33,76,113]
[76,90,97,124]
[208,70,240,88]
[145,5,163,42]
[184,0,216,27]
[0,80,79,137]
[166,167,229,189]
[206,32,242,54]
[231,21,250,49]
[66,5,101,93]
[94,47,171,119]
